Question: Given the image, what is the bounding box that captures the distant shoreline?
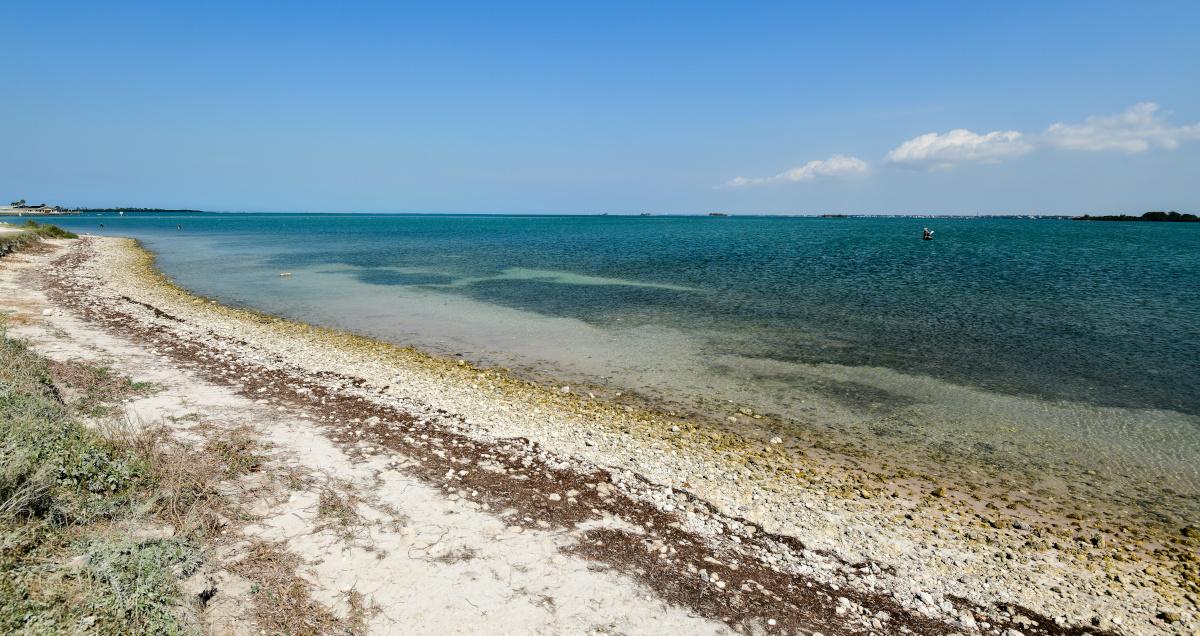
[74,207,207,214]
[47,208,1090,219]
[7,199,1195,219]
[1074,211,1199,222]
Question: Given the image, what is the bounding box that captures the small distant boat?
[639,212,652,217]
[708,212,728,217]
[279,272,293,277]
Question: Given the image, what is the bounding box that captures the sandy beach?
[1,234,1195,635]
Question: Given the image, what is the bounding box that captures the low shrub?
[21,220,78,239]
[0,327,207,634]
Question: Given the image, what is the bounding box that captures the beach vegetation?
[21,220,78,239]
[0,232,39,258]
[48,358,160,419]
[0,326,219,634]
[0,221,77,258]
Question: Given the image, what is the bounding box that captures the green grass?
[0,327,205,634]
[0,336,144,525]
[0,221,77,258]
[19,220,78,240]
[0,232,39,257]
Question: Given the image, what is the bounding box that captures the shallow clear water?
[52,212,1200,497]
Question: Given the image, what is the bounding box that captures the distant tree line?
[74,207,206,213]
[1074,211,1198,222]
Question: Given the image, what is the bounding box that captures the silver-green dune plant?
[0,326,202,635]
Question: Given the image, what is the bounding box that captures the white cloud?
[728,102,1199,183]
[726,154,869,187]
[1042,102,1200,153]
[885,129,1032,168]
[881,103,1200,170]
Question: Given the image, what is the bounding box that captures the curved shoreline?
[32,235,1200,633]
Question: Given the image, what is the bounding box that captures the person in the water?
[922,228,934,240]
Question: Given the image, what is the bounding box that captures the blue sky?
[2,1,1198,214]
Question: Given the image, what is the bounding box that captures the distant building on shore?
[1,200,70,216]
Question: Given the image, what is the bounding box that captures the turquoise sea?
[52,212,1200,510]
